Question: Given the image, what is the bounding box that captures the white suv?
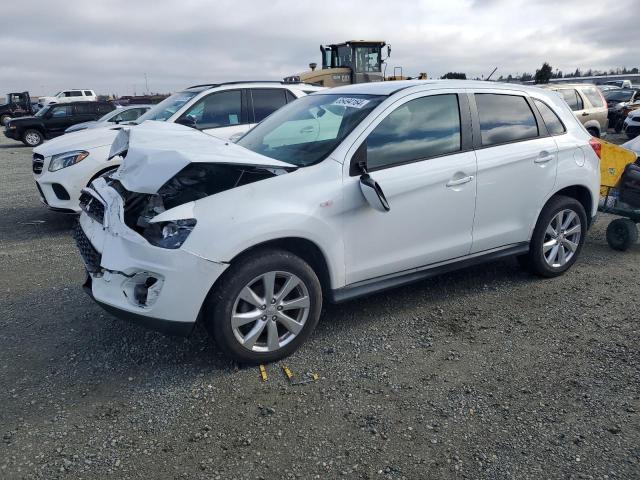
[38,89,97,107]
[32,81,323,212]
[75,80,601,363]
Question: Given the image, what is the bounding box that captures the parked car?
[597,85,621,92]
[4,101,115,146]
[539,84,608,137]
[32,81,323,212]
[38,89,97,108]
[75,80,601,363]
[65,104,152,133]
[622,109,640,138]
[603,89,640,132]
[0,92,35,126]
[603,80,633,89]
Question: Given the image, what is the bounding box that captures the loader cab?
[6,92,30,108]
[287,40,388,87]
[320,41,387,85]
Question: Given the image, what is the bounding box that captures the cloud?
[0,0,636,96]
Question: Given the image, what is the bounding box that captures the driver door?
[342,91,478,284]
[175,89,250,140]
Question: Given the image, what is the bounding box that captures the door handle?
[534,153,554,164]
[446,175,474,187]
[581,112,589,116]
[299,126,315,134]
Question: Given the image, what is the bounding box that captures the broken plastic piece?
[259,365,268,382]
[283,366,294,380]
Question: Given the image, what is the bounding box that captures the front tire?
[0,114,11,126]
[204,249,322,364]
[525,195,587,278]
[22,129,43,146]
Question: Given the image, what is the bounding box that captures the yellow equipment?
[285,40,390,87]
[599,139,638,196]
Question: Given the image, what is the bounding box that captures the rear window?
[582,87,604,108]
[558,89,584,111]
[533,99,566,136]
[475,94,539,146]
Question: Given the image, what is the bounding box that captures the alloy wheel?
[543,209,582,268]
[25,132,41,146]
[231,271,310,352]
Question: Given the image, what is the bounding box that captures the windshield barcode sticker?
[332,97,370,109]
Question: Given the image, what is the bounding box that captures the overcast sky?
[1,0,637,96]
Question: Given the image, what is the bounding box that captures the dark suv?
[4,101,115,146]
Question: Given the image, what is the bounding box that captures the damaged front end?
[109,162,293,249]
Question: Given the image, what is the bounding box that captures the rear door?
[470,91,558,253]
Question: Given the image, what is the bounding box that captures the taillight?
[589,138,602,159]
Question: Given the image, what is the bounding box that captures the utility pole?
[144,73,149,94]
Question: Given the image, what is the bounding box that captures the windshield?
[97,109,119,122]
[134,91,199,123]
[35,106,50,117]
[237,94,384,167]
[604,90,634,102]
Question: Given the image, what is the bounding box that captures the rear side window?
[558,89,584,111]
[69,91,83,97]
[285,90,297,103]
[582,87,604,108]
[533,99,566,136]
[84,90,92,96]
[74,103,97,114]
[366,94,461,170]
[251,89,288,123]
[475,94,538,146]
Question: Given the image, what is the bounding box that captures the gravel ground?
[0,132,638,480]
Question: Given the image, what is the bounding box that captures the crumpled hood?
[34,125,123,157]
[110,121,294,193]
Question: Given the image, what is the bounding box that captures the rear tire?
[204,249,322,364]
[525,195,587,278]
[587,127,600,138]
[22,129,43,146]
[606,218,638,251]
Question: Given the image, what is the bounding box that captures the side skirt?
[329,243,530,303]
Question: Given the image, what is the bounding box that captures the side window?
[558,89,583,111]
[119,108,145,121]
[285,90,298,103]
[69,91,83,97]
[75,103,96,115]
[178,90,243,129]
[582,87,604,108]
[251,89,288,123]
[533,99,566,136]
[50,105,72,117]
[63,91,72,97]
[366,94,461,170]
[97,104,113,114]
[84,91,93,96]
[475,94,538,146]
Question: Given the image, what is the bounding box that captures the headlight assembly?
[48,150,89,172]
[143,218,197,249]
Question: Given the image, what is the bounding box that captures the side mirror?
[176,115,197,128]
[359,174,390,212]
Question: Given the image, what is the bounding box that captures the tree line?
[441,65,639,84]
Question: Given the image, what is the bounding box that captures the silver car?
[64,104,152,133]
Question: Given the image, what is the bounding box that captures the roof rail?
[186,80,308,89]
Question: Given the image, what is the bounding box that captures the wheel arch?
[87,165,119,185]
[224,237,333,298]
[548,185,595,228]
